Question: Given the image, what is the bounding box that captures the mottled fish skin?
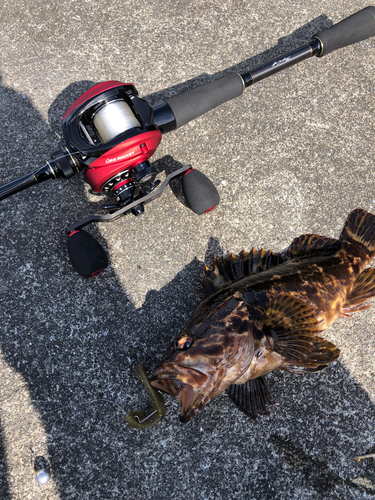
[197,241,369,331]
[151,209,375,423]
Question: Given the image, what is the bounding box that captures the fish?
[151,208,375,423]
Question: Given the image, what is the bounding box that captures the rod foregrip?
[164,73,244,129]
[314,6,375,57]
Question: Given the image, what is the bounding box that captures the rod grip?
[314,6,375,56]
[164,73,244,129]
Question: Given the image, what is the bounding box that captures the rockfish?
[151,209,375,423]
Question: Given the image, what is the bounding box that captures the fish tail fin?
[340,208,375,253]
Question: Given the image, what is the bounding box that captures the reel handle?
[314,6,375,57]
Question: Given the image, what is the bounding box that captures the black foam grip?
[67,230,109,278]
[182,169,220,215]
[164,73,244,129]
[314,6,375,57]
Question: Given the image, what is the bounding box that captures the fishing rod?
[0,6,374,278]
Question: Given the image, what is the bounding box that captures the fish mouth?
[151,364,210,423]
[151,377,183,397]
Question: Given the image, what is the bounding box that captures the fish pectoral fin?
[341,267,375,316]
[259,294,319,338]
[280,335,340,373]
[226,376,275,419]
[287,234,341,259]
[259,295,340,370]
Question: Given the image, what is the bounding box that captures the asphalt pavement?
[0,1,374,499]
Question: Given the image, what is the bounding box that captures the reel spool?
[92,99,142,143]
[62,81,162,194]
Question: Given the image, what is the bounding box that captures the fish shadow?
[0,219,374,500]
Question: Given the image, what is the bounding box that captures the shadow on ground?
[143,14,332,104]
[0,242,374,499]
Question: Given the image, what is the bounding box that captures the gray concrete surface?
[0,0,374,498]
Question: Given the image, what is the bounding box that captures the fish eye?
[175,335,194,351]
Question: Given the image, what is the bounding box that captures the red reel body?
[0,79,220,278]
[2,6,375,277]
[85,129,161,192]
[62,81,127,120]
[62,81,162,193]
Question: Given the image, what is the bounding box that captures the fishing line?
[133,396,174,424]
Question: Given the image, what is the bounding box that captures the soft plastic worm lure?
[124,364,167,429]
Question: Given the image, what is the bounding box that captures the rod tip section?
[66,230,109,278]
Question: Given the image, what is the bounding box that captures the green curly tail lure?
[124,364,166,429]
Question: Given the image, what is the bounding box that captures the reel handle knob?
[182,168,220,215]
[66,230,109,278]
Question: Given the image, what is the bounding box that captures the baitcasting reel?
[0,80,221,277]
[1,6,375,277]
[58,81,221,277]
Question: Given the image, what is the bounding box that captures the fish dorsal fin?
[203,248,286,292]
[226,376,275,419]
[340,267,375,317]
[286,234,341,259]
[203,234,341,293]
[259,295,340,370]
